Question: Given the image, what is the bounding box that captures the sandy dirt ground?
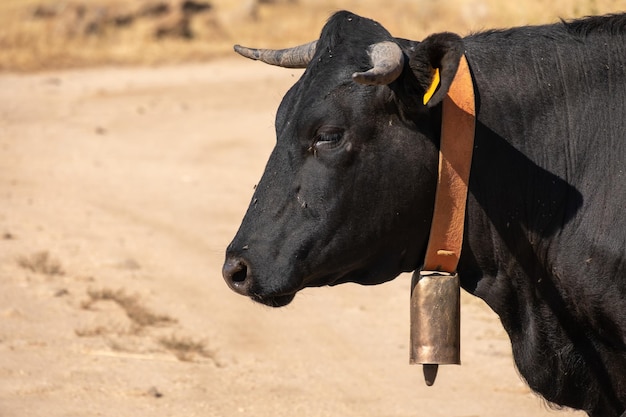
[0,59,587,417]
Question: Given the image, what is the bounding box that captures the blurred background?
[0,0,623,72]
[1,2,624,417]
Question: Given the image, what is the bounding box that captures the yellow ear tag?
[423,68,440,105]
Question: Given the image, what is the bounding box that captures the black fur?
[459,14,626,416]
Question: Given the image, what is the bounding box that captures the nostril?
[222,257,252,295]
[231,263,248,283]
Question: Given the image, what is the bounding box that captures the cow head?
[223,10,466,307]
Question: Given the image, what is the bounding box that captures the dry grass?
[0,0,623,72]
[76,289,213,363]
[158,334,215,362]
[81,288,176,328]
[17,251,64,275]
[75,325,117,337]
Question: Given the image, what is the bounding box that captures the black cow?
[223,11,626,417]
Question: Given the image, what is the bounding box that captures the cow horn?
[352,41,404,85]
[233,41,317,68]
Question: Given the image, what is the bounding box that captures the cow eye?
[312,128,344,152]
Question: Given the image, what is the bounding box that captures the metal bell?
[410,270,461,386]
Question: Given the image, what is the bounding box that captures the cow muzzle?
[222,255,297,307]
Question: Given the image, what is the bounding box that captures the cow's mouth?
[225,252,402,308]
[251,292,296,308]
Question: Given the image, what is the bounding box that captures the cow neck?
[423,54,476,273]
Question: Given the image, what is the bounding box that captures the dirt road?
[0,60,584,417]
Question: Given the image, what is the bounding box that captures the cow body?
[462,19,626,414]
[224,11,626,416]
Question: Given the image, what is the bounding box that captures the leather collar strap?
[423,54,476,273]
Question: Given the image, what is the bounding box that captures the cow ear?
[408,32,464,108]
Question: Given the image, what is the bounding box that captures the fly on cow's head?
[224,10,467,307]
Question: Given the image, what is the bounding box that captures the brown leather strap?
[423,55,475,273]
